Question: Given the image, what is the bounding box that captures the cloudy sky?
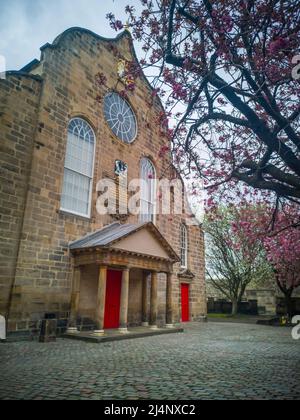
[0,0,142,71]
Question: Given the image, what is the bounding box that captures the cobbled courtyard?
[0,322,299,400]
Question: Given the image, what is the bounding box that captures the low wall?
[207,299,258,315]
[246,290,277,316]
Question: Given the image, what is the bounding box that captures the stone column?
[150,271,158,330]
[93,266,107,336]
[166,272,174,328]
[142,271,149,327]
[119,268,130,334]
[67,266,81,334]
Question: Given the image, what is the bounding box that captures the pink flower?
[269,38,289,55]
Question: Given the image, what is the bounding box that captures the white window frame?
[60,118,96,219]
[103,92,138,144]
[180,224,188,269]
[140,157,157,224]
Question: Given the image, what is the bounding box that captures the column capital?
[151,270,159,275]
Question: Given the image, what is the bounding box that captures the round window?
[103,92,137,144]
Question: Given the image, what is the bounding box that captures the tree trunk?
[276,274,294,321]
[232,299,238,316]
[284,294,293,321]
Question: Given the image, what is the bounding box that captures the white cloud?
[0,0,141,70]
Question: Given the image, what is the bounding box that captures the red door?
[104,270,122,329]
[181,284,190,322]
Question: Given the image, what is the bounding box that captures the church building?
[0,28,206,338]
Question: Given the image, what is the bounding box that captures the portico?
[67,222,180,336]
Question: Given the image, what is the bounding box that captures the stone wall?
[0,74,42,322]
[0,28,206,335]
[246,290,277,316]
[247,289,300,316]
[128,269,143,326]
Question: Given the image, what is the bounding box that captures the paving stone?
[0,322,299,400]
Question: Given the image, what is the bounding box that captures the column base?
[141,322,149,327]
[92,330,105,337]
[165,324,175,329]
[118,328,130,334]
[66,327,79,334]
[150,325,158,330]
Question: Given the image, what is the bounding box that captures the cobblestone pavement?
[0,322,299,400]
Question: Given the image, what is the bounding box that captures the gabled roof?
[69,222,180,262]
[20,59,40,73]
[16,27,164,113]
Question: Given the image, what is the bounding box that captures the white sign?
[292,55,300,81]
[0,55,6,80]
[0,315,6,340]
[292,316,300,340]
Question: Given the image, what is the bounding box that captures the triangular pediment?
[69,222,180,262]
[112,228,170,259]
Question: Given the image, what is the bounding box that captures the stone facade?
[0,28,206,336]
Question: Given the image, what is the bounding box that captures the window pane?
[180,225,188,267]
[140,158,156,223]
[61,118,95,217]
[104,93,137,144]
[61,169,91,216]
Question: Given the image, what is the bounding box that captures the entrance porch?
[66,222,181,337]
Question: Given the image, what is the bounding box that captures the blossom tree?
[205,206,273,315]
[108,0,300,204]
[107,1,300,316]
[265,230,300,319]
[232,204,300,318]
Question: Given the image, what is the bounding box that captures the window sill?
[58,209,92,222]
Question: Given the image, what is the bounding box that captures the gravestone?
[39,313,57,343]
[0,315,6,340]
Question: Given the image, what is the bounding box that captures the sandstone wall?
[1,29,206,334]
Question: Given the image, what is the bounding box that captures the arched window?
[140,158,156,223]
[180,224,188,268]
[61,118,95,217]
